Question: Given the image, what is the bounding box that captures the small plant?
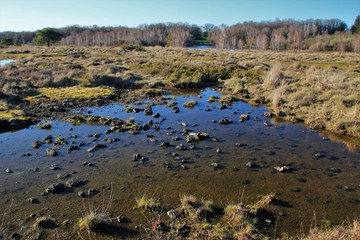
[135,194,160,212]
[77,186,114,234]
[54,135,66,145]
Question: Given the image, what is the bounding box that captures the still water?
[0,88,359,237]
[0,59,15,66]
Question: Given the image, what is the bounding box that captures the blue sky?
[1,0,359,31]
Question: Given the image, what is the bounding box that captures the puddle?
[0,88,359,237]
[0,59,15,66]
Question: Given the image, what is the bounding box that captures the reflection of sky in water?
[0,88,359,235]
[0,59,15,66]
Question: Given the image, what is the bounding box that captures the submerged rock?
[219,119,233,125]
[246,161,257,168]
[46,148,58,157]
[66,177,87,188]
[264,112,273,118]
[87,144,107,152]
[274,165,292,173]
[32,141,42,149]
[239,114,250,121]
[45,183,65,194]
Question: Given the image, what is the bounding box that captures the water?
[0,88,359,238]
[0,59,15,66]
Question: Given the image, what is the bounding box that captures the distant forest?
[1,17,360,52]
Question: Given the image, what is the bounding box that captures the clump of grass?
[77,186,114,234]
[183,100,198,108]
[263,64,283,90]
[36,121,52,129]
[54,135,66,145]
[135,194,160,212]
[305,219,360,240]
[179,194,213,221]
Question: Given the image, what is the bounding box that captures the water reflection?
[0,88,359,237]
[0,59,15,66]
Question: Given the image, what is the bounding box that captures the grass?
[77,187,114,235]
[134,194,160,212]
[1,45,359,142]
[304,219,360,240]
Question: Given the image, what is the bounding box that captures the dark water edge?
[0,88,359,238]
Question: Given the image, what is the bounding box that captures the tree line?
[1,16,360,52]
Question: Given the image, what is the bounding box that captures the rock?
[21,152,32,157]
[117,215,130,223]
[254,117,260,121]
[181,122,187,127]
[239,114,250,121]
[32,141,42,148]
[328,167,341,173]
[57,173,70,179]
[315,152,325,158]
[34,216,57,229]
[218,104,227,110]
[104,137,120,143]
[68,145,80,151]
[87,144,107,152]
[152,113,160,118]
[153,220,168,232]
[5,168,12,173]
[45,183,65,194]
[246,161,257,168]
[264,112,273,118]
[176,144,185,151]
[143,124,151,131]
[145,107,153,115]
[49,164,60,170]
[132,153,141,160]
[26,197,40,204]
[264,121,273,127]
[172,136,180,141]
[216,148,221,154]
[211,162,221,168]
[219,119,233,124]
[78,191,86,198]
[46,148,58,157]
[87,188,97,196]
[274,165,292,172]
[161,141,170,147]
[167,209,178,219]
[205,108,212,112]
[10,232,22,240]
[43,135,53,143]
[66,177,86,188]
[172,107,180,113]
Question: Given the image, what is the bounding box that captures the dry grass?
[1,46,360,139]
[304,220,360,240]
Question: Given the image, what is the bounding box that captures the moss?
[25,86,115,101]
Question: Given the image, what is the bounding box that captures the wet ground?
[0,88,359,238]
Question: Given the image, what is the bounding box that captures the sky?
[0,0,359,31]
